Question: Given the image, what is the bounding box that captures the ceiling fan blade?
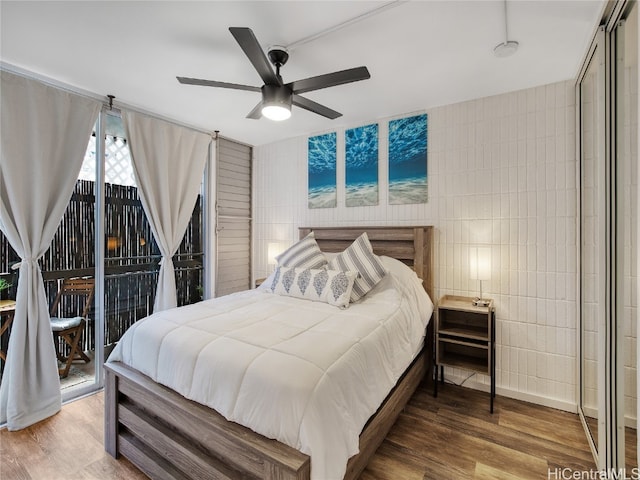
[246,101,263,120]
[292,94,342,120]
[287,66,370,95]
[177,77,260,92]
[229,27,281,86]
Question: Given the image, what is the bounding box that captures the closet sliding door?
[614,2,638,470]
[578,26,607,466]
[578,0,639,470]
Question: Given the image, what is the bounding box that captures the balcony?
[0,178,203,391]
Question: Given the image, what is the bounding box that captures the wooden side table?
[255,277,267,288]
[434,295,496,413]
[0,299,17,362]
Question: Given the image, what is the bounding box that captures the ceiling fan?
[177,27,371,121]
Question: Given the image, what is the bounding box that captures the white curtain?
[0,71,100,430]
[122,111,210,312]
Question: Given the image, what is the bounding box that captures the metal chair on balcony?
[50,277,94,378]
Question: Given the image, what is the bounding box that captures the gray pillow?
[327,232,387,302]
[275,232,327,269]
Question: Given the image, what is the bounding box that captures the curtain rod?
[0,62,219,139]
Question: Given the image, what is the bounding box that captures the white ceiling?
[1,1,604,146]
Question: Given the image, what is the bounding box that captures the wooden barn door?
[215,138,252,297]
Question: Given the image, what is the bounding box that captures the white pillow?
[269,265,357,309]
[327,232,387,302]
[379,255,422,285]
[276,232,327,269]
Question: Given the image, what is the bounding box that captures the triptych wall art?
[308,132,337,208]
[308,113,427,209]
[388,113,428,204]
[345,123,379,207]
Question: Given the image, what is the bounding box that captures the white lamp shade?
[470,246,491,281]
[267,242,284,265]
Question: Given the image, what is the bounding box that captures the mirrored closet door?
[615,1,638,470]
[579,25,606,464]
[578,0,638,470]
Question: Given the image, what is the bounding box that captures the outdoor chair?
[50,277,94,378]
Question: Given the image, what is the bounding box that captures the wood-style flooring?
[1,383,598,479]
[0,392,146,480]
[362,382,597,479]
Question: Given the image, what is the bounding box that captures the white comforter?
[108,257,433,480]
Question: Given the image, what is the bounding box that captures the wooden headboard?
[299,226,434,302]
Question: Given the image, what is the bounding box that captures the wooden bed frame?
[105,226,434,480]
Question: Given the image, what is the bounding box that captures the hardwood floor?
[585,414,638,470]
[1,383,597,480]
[0,392,146,480]
[361,382,596,479]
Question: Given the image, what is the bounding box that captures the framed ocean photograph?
[388,113,428,204]
[345,123,378,207]
[308,132,337,208]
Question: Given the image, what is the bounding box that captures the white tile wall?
[253,80,578,407]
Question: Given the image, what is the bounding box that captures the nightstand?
[255,277,266,288]
[434,294,495,413]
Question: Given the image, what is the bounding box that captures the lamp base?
[472,297,491,307]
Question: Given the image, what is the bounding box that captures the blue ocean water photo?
[345,123,378,207]
[388,177,428,204]
[308,132,337,208]
[388,114,428,204]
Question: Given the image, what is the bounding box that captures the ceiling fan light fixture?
[261,84,292,121]
[262,104,292,121]
[178,27,370,120]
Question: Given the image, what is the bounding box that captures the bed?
[104,225,434,480]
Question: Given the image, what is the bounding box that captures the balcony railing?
[0,178,204,375]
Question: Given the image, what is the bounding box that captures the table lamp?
[470,246,491,307]
[267,242,284,273]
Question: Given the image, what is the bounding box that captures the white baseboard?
[439,372,577,413]
[568,404,636,429]
[496,386,578,413]
[441,373,640,428]
[582,405,597,419]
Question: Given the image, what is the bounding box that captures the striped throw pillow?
[275,232,327,269]
[327,232,387,302]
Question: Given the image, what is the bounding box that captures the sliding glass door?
[0,105,207,401]
[101,111,204,360]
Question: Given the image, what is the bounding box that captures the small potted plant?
[0,278,12,301]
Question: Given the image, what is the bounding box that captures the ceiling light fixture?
[261,48,292,121]
[494,0,519,58]
[260,84,292,121]
[261,104,291,121]
[178,29,370,121]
